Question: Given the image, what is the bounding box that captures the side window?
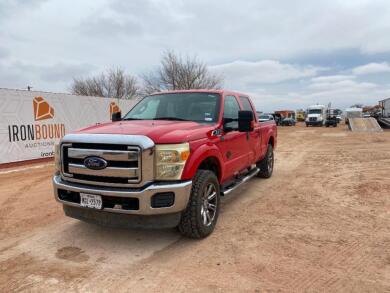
[239,96,254,113]
[223,95,241,130]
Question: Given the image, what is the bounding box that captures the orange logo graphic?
[109,101,121,117]
[33,96,54,121]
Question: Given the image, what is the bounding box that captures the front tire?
[178,170,220,239]
[257,144,274,178]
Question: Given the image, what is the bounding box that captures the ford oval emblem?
[84,157,108,170]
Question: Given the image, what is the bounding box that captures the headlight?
[155,143,190,180]
[54,144,61,173]
[318,117,323,121]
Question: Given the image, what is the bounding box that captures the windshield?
[308,109,322,114]
[123,92,220,123]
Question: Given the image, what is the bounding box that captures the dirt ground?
[0,123,389,292]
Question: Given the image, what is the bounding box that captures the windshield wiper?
[122,118,145,120]
[153,117,189,121]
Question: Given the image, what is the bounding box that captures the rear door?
[239,96,262,163]
[219,95,250,181]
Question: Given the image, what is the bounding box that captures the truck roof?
[307,105,326,109]
[149,89,250,97]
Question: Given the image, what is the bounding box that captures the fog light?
[151,192,175,208]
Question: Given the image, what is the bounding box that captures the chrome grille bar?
[68,163,138,178]
[68,148,138,161]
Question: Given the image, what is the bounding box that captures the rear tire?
[178,170,220,239]
[257,144,274,178]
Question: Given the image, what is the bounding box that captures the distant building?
[379,98,390,117]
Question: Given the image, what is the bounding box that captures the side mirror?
[111,111,122,122]
[238,110,254,132]
[223,118,235,132]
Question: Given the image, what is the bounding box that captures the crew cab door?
[218,95,250,181]
[239,96,261,163]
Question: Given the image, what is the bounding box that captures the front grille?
[61,143,141,187]
[309,117,317,122]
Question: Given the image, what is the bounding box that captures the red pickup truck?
[53,90,277,238]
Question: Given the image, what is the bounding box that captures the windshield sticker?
[205,117,213,121]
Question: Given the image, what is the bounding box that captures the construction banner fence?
[0,88,137,165]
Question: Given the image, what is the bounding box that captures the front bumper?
[306,121,323,126]
[53,175,192,216]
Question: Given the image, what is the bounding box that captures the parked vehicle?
[325,109,338,127]
[280,117,296,126]
[259,114,274,122]
[331,109,343,123]
[53,90,277,239]
[305,105,327,127]
[345,108,363,124]
[296,110,305,122]
[272,113,282,126]
[325,108,338,127]
[275,110,295,120]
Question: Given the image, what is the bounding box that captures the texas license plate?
[80,193,102,209]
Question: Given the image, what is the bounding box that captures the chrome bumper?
[53,175,192,215]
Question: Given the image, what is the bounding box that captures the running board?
[221,167,259,196]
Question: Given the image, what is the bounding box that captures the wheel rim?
[268,150,274,174]
[200,183,217,227]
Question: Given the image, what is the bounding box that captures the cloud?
[0,47,9,59]
[1,0,390,112]
[0,61,96,92]
[311,75,355,83]
[308,79,377,93]
[210,60,323,90]
[352,62,390,75]
[0,0,47,20]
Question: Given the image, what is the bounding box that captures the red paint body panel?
[73,90,277,185]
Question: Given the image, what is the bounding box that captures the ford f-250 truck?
[53,90,277,238]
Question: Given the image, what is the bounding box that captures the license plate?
[80,193,102,209]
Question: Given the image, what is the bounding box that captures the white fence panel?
[0,88,137,165]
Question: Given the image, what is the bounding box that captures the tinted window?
[124,93,220,123]
[239,96,254,112]
[223,95,241,129]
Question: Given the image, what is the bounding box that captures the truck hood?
[307,114,322,118]
[73,120,216,144]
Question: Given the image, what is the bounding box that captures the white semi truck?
[305,105,327,127]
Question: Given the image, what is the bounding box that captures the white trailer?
[379,98,390,117]
[345,108,363,124]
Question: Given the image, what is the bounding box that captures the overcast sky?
[1,0,390,112]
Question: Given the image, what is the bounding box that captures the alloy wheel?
[200,183,217,226]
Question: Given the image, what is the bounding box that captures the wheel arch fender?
[181,144,224,182]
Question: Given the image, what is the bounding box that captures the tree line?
[71,51,223,99]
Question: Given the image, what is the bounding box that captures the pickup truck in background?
[53,90,277,238]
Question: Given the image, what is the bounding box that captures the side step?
[221,167,259,196]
